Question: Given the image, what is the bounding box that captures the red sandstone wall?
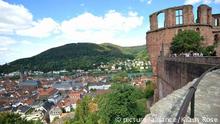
[217,36,220,56]
[156,57,220,100]
[197,5,212,25]
[147,4,220,101]
[217,46,220,56]
[147,26,214,73]
[147,4,219,74]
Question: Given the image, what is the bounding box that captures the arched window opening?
[176,29,183,34]
[157,13,165,28]
[178,29,183,33]
[214,34,219,45]
[195,28,200,32]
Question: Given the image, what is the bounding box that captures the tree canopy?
[69,83,149,124]
[144,80,154,99]
[170,30,204,54]
[0,112,42,124]
[111,72,128,83]
[98,84,146,124]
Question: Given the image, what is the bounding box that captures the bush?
[202,45,216,56]
[0,112,42,124]
[144,80,154,99]
[72,84,147,124]
[170,30,204,54]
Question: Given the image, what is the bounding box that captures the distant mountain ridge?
[0,43,148,73]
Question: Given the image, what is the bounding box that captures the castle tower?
[197,4,212,25]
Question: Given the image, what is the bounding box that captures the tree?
[202,45,216,56]
[170,30,204,54]
[98,83,145,124]
[111,72,128,83]
[72,96,100,124]
[71,84,147,124]
[144,80,154,99]
[73,96,91,124]
[0,112,42,124]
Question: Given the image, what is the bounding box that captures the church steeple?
[19,66,26,82]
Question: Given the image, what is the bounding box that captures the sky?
[0,0,220,65]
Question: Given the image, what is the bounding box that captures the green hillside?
[0,43,147,73]
[101,43,148,60]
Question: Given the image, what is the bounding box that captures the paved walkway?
[141,69,220,124]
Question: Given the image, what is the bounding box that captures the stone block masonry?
[146,4,220,102]
[146,4,220,74]
[156,56,220,100]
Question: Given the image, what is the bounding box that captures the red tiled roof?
[38,87,57,97]
[24,99,34,105]
[58,97,78,108]
[68,91,82,99]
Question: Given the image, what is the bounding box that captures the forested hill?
[0,43,148,73]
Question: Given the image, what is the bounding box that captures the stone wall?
[147,25,214,73]
[217,45,220,56]
[156,57,220,100]
[141,69,220,124]
[146,4,220,102]
[146,4,220,74]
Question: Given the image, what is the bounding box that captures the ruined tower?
[147,4,220,74]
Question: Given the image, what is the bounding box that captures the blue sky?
[0,0,220,65]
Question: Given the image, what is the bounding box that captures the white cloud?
[16,18,60,38]
[147,0,153,4]
[60,10,143,45]
[215,0,220,3]
[0,37,15,62]
[184,0,220,4]
[0,47,9,61]
[203,0,213,4]
[0,0,59,38]
[185,0,201,4]
[0,0,145,64]
[0,47,9,55]
[140,0,153,4]
[21,40,32,45]
[0,36,16,46]
[0,0,33,34]
[0,47,8,52]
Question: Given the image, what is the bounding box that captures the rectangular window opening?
[175,10,183,25]
[214,18,219,26]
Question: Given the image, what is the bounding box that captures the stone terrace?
[141,69,220,124]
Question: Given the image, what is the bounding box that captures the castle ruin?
[147,4,220,73]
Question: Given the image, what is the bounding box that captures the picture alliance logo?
[148,114,218,123]
[115,117,144,123]
[180,116,218,123]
